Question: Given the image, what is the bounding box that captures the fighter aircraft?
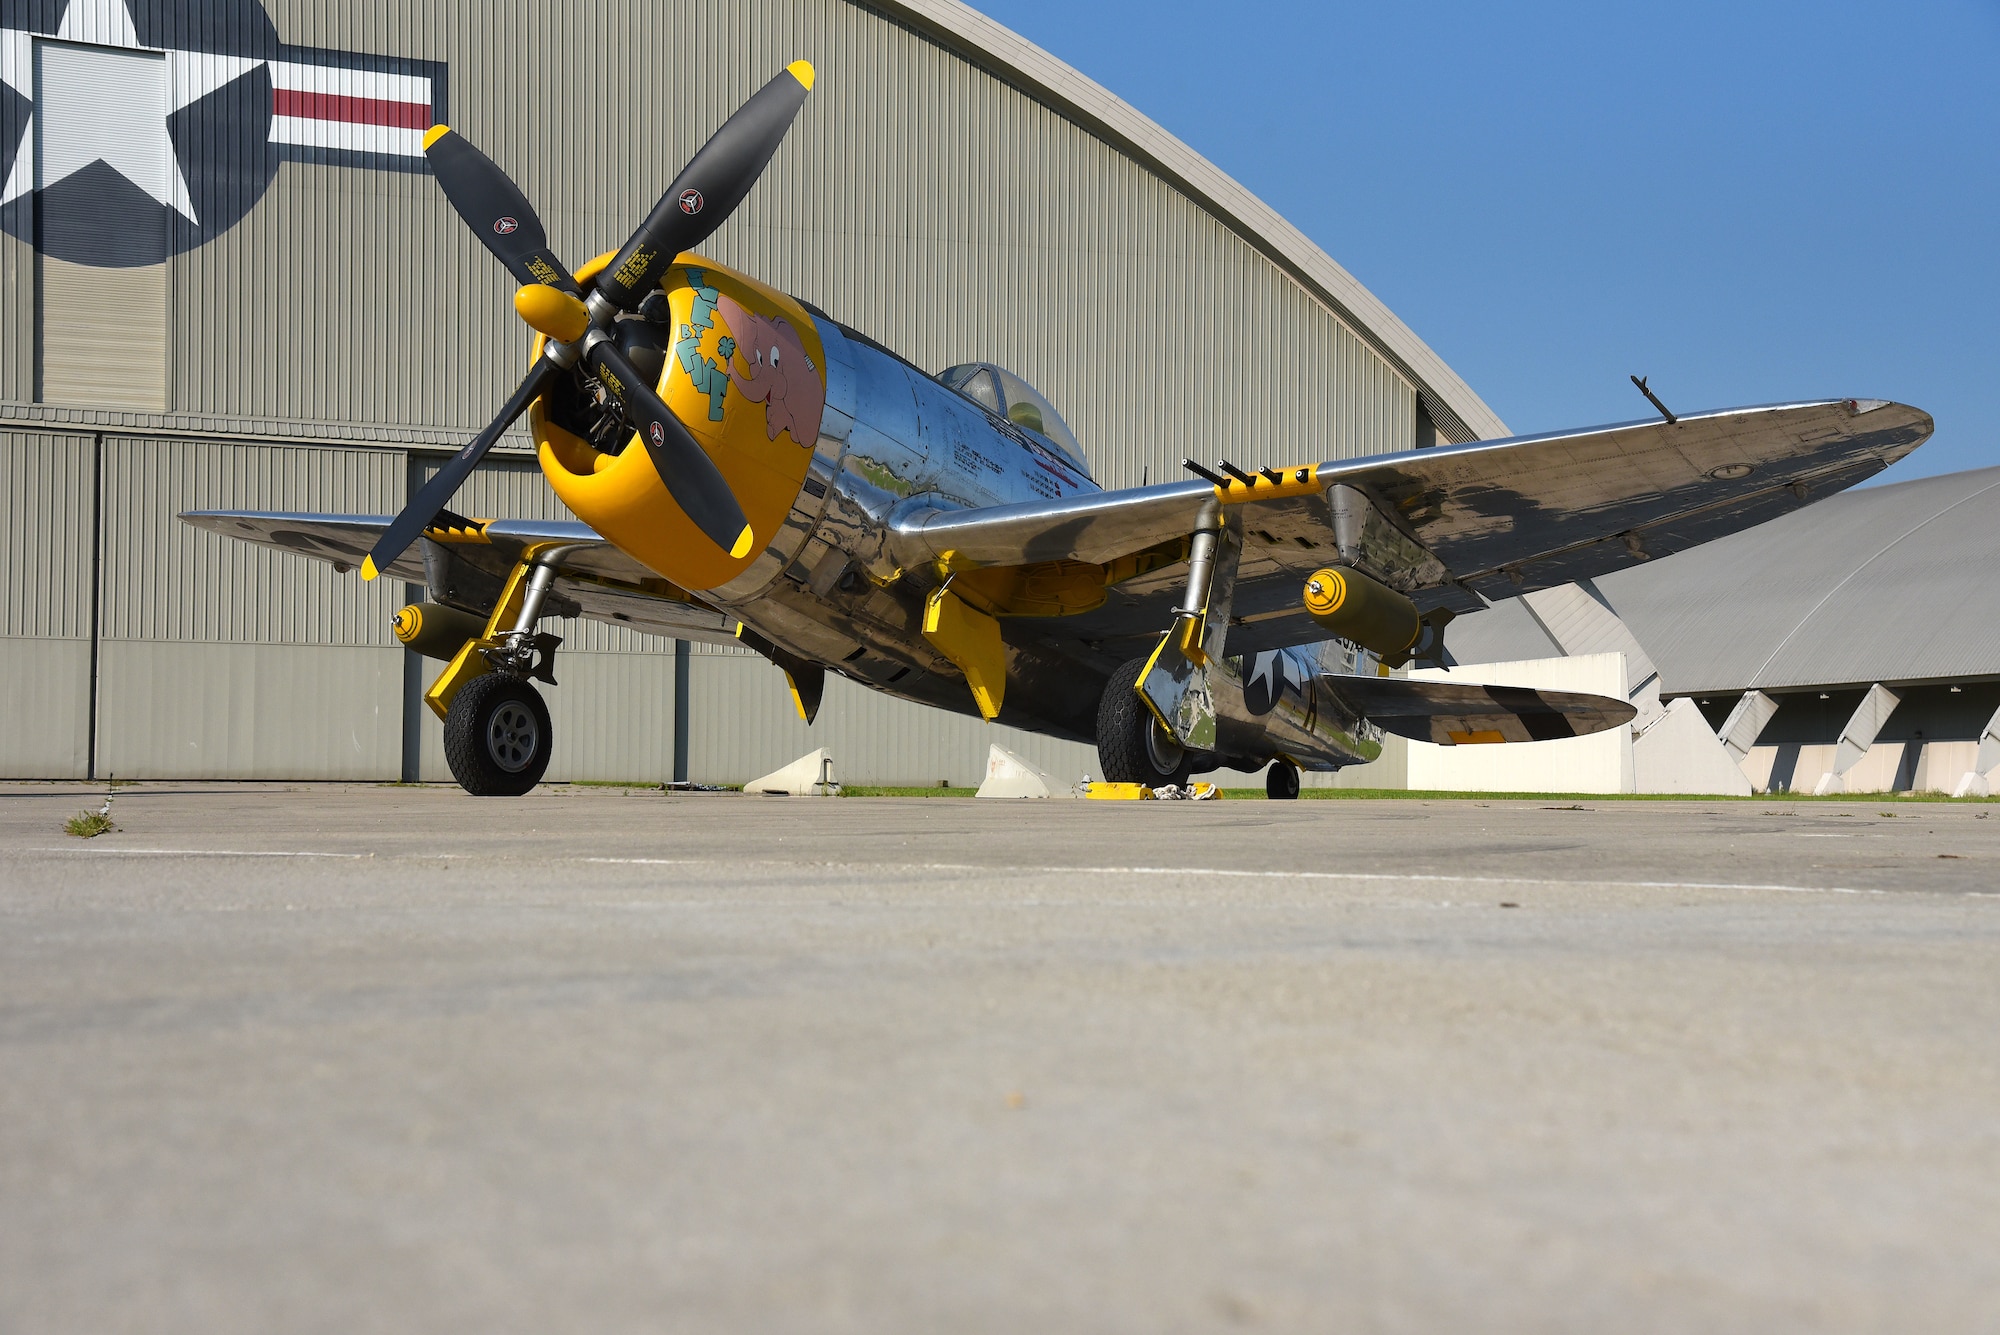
[184,62,1932,797]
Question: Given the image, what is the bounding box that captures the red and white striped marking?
[267,61,433,158]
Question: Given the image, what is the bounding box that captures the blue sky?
[975,0,1998,481]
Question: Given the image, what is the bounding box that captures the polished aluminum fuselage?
[696,319,1380,768]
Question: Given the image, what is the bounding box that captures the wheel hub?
[486,700,541,772]
[1145,718,1185,776]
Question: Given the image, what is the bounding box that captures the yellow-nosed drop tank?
[1302,566,1421,658]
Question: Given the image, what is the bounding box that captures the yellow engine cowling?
[529,253,828,593]
[1302,566,1422,659]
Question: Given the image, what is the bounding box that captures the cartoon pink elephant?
[716,293,825,447]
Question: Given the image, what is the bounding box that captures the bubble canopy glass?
[936,362,1090,475]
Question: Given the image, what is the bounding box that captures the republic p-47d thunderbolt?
[185,63,1932,797]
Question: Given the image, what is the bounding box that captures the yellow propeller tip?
[730,525,756,560]
[421,124,451,151]
[360,556,380,581]
[787,59,815,91]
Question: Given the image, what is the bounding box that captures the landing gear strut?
[430,544,579,796]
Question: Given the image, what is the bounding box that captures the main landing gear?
[430,546,576,797]
[445,674,553,796]
[1265,758,1301,800]
[1096,658,1194,788]
[1095,502,1229,791]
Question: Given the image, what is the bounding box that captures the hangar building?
[1441,464,2000,796]
[1,0,1507,785]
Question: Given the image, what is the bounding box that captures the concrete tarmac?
[3,781,1998,1333]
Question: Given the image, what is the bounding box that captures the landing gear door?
[1137,631,1218,751]
[1136,516,1243,750]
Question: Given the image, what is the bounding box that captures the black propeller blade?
[421,126,580,295]
[360,63,814,582]
[583,340,754,558]
[595,62,815,312]
[361,360,559,582]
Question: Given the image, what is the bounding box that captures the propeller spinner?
[360,61,816,582]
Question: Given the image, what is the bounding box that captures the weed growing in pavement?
[64,811,115,838]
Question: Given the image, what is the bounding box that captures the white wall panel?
[0,638,92,778]
[96,641,402,779]
[1913,741,1976,794]
[1741,739,1952,795]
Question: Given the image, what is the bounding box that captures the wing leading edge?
[893,398,1931,660]
[177,510,741,646]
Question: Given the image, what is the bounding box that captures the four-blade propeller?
[361,61,816,582]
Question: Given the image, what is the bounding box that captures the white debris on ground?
[1073,780,1220,801]
[1149,783,1219,801]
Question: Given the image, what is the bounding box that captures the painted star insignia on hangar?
[0,0,259,223]
[0,0,445,267]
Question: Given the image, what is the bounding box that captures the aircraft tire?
[444,674,554,796]
[1095,658,1193,788]
[1265,759,1301,800]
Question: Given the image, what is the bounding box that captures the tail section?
[1324,675,1635,745]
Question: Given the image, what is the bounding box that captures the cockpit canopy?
[936,362,1090,475]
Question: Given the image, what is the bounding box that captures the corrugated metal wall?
[0,213,26,403]
[0,0,1430,784]
[1,430,95,642]
[0,430,95,777]
[93,436,405,778]
[40,259,169,410]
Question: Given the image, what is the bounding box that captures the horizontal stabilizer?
[1324,675,1636,745]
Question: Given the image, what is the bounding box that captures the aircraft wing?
[177,510,742,646]
[892,398,1931,660]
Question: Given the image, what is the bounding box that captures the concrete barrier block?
[976,744,1077,799]
[745,748,839,796]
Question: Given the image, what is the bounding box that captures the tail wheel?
[444,674,554,796]
[1265,759,1301,800]
[1095,657,1194,787]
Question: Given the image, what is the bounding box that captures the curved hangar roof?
[872,0,1508,447]
[1448,464,2000,694]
